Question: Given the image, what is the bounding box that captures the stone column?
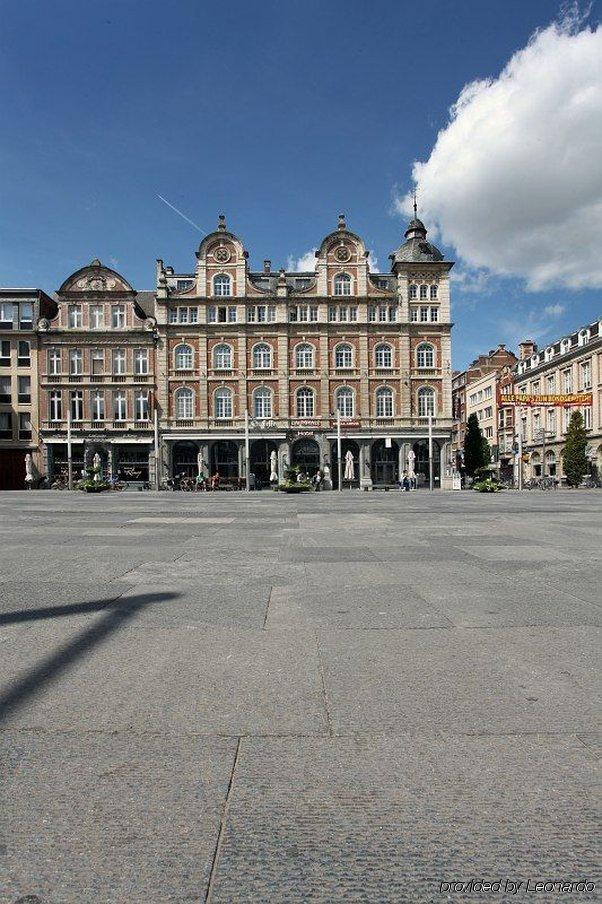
[278,440,290,481]
[359,440,373,490]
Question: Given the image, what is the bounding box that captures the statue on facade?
[269,450,278,483]
[93,452,102,482]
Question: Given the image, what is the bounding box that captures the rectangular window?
[176,279,194,291]
[207,306,217,323]
[113,392,127,421]
[388,306,397,322]
[430,307,439,322]
[169,308,179,324]
[583,406,592,429]
[189,307,198,323]
[91,390,105,422]
[49,391,62,421]
[0,411,12,438]
[18,375,31,403]
[70,390,83,422]
[547,409,556,433]
[546,374,555,393]
[368,306,377,322]
[328,305,336,322]
[349,306,358,322]
[69,349,83,375]
[0,340,11,366]
[91,349,104,375]
[0,303,14,327]
[18,412,31,439]
[18,340,31,366]
[563,407,570,432]
[419,285,428,299]
[90,306,104,329]
[19,302,34,328]
[268,305,277,322]
[228,306,237,323]
[113,349,126,375]
[258,306,268,323]
[246,307,256,323]
[378,306,387,323]
[135,348,149,375]
[563,369,573,393]
[580,360,591,388]
[0,375,11,402]
[217,307,227,323]
[430,285,438,299]
[111,306,125,328]
[135,391,149,422]
[420,307,429,322]
[69,306,82,328]
[178,307,189,324]
[339,306,348,322]
[410,307,418,322]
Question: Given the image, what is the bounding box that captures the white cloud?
[367,251,379,271]
[396,6,602,291]
[543,302,565,317]
[453,266,491,295]
[287,248,317,271]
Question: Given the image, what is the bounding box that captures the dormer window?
[544,347,554,362]
[213,274,231,297]
[334,273,351,296]
[578,328,590,346]
[560,338,571,354]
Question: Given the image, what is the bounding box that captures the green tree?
[562,410,589,487]
[464,413,488,476]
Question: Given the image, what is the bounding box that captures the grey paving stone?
[0,731,236,904]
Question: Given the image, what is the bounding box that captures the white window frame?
[296,387,315,418]
[375,387,393,418]
[69,348,83,375]
[375,344,392,369]
[417,343,435,369]
[418,386,435,417]
[111,305,125,328]
[214,387,233,419]
[335,386,354,418]
[334,273,352,296]
[253,387,272,419]
[213,274,232,297]
[135,390,150,422]
[295,343,314,370]
[252,343,271,370]
[334,343,353,369]
[213,344,232,370]
[174,344,193,371]
[91,390,105,422]
[135,348,149,375]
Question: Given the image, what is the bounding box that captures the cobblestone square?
[0,490,600,902]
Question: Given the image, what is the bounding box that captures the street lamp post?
[244,409,251,492]
[427,412,434,491]
[336,408,342,493]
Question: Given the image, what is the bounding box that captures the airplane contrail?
[156,195,207,234]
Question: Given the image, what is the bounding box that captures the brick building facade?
[155,213,455,488]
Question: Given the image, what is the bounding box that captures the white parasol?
[344,449,355,481]
[269,450,278,482]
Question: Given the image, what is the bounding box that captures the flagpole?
[428,412,434,491]
[337,408,342,492]
[244,409,251,492]
[154,405,160,491]
[67,409,73,490]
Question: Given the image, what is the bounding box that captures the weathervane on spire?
[412,188,418,218]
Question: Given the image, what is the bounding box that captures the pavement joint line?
[262,586,273,630]
[575,735,601,757]
[204,736,242,904]
[0,728,596,740]
[314,630,334,738]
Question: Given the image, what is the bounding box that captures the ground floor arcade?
[43,437,155,484]
[164,430,454,489]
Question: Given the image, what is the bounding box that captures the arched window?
[213,274,231,297]
[213,343,232,370]
[578,329,590,346]
[418,386,435,417]
[375,343,392,369]
[375,386,393,418]
[430,284,438,299]
[175,387,193,419]
[409,284,418,300]
[296,387,315,418]
[295,343,314,370]
[252,343,271,369]
[416,343,434,369]
[215,387,233,419]
[334,343,353,369]
[335,386,354,418]
[334,273,351,296]
[174,343,193,370]
[561,338,571,354]
[254,387,272,419]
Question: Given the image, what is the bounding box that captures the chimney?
[519,340,537,360]
[263,260,271,274]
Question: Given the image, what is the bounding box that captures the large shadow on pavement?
[0,590,179,723]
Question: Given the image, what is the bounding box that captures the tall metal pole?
[67,409,73,490]
[517,429,523,491]
[428,412,434,491]
[336,408,342,492]
[541,426,546,480]
[244,409,251,492]
[153,406,160,491]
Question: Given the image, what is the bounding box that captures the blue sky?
[1,0,600,368]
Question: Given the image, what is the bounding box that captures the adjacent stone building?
[0,288,56,489]
[512,321,602,481]
[155,213,455,488]
[37,261,158,483]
